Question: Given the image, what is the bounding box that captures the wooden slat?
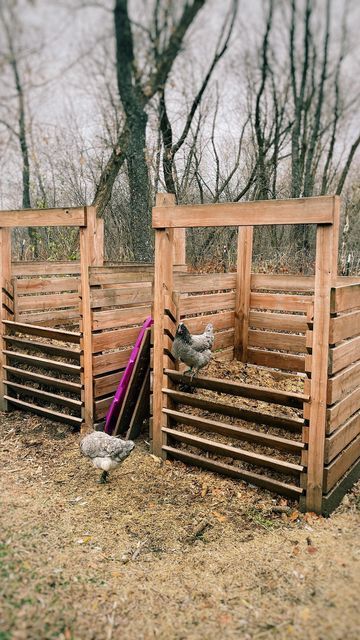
[327,360,360,405]
[326,387,360,434]
[250,292,312,312]
[4,365,82,393]
[92,326,142,353]
[173,273,236,293]
[94,369,125,398]
[4,319,81,345]
[330,283,360,313]
[4,350,81,374]
[92,348,133,376]
[4,336,81,360]
[163,389,304,431]
[4,380,83,409]
[12,261,81,276]
[248,330,306,353]
[164,408,305,453]
[180,292,235,315]
[92,305,152,331]
[325,411,360,463]
[249,311,307,333]
[329,310,360,344]
[90,285,152,309]
[329,335,360,375]
[163,446,304,498]
[89,270,153,286]
[20,310,80,326]
[213,330,234,350]
[16,277,79,294]
[247,348,305,372]
[234,226,253,361]
[163,427,303,475]
[0,207,86,227]
[251,274,314,291]
[165,370,307,408]
[94,396,112,420]
[322,457,360,516]
[152,196,335,228]
[17,292,80,312]
[4,395,83,425]
[184,312,234,334]
[323,434,360,491]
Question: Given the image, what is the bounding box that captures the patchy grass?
[0,410,359,640]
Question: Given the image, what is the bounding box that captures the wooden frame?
[151,194,354,515]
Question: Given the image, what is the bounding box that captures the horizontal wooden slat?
[251,274,314,291]
[164,389,304,431]
[163,427,303,475]
[16,277,79,294]
[330,283,360,313]
[329,335,360,375]
[92,305,152,331]
[173,273,236,293]
[4,381,83,408]
[325,411,360,463]
[90,272,153,286]
[180,292,235,315]
[4,365,82,393]
[17,292,80,312]
[90,285,152,309]
[327,360,360,405]
[247,348,305,372]
[0,207,86,228]
[248,330,306,353]
[92,326,142,353]
[94,370,125,398]
[322,457,360,516]
[184,311,234,334]
[249,311,307,333]
[250,292,312,312]
[94,396,112,420]
[326,387,360,434]
[152,196,335,228]
[323,434,360,491]
[12,261,81,276]
[163,446,304,497]
[20,309,80,326]
[164,408,305,453]
[4,350,81,374]
[3,320,81,343]
[92,348,133,376]
[165,370,307,408]
[4,336,81,360]
[329,310,360,344]
[4,396,83,425]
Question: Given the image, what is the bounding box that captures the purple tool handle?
[104,316,153,434]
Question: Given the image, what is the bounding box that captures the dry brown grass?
[0,407,359,640]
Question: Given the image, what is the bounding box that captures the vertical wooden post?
[155,193,185,267]
[79,206,95,430]
[234,226,253,361]
[305,218,337,513]
[0,228,12,411]
[152,195,175,457]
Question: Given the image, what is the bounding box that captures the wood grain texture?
[330,283,360,313]
[0,207,86,227]
[327,360,360,405]
[234,226,253,361]
[325,411,360,463]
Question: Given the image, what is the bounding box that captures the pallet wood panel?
[152,196,335,228]
[164,408,305,453]
[163,427,303,475]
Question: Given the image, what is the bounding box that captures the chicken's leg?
[99,470,109,484]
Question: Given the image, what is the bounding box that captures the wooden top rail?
[152,196,336,229]
[0,207,86,228]
[330,283,360,314]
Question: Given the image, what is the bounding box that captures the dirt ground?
[1,409,359,640]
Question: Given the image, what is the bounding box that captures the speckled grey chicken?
[171,322,214,379]
[80,430,135,483]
